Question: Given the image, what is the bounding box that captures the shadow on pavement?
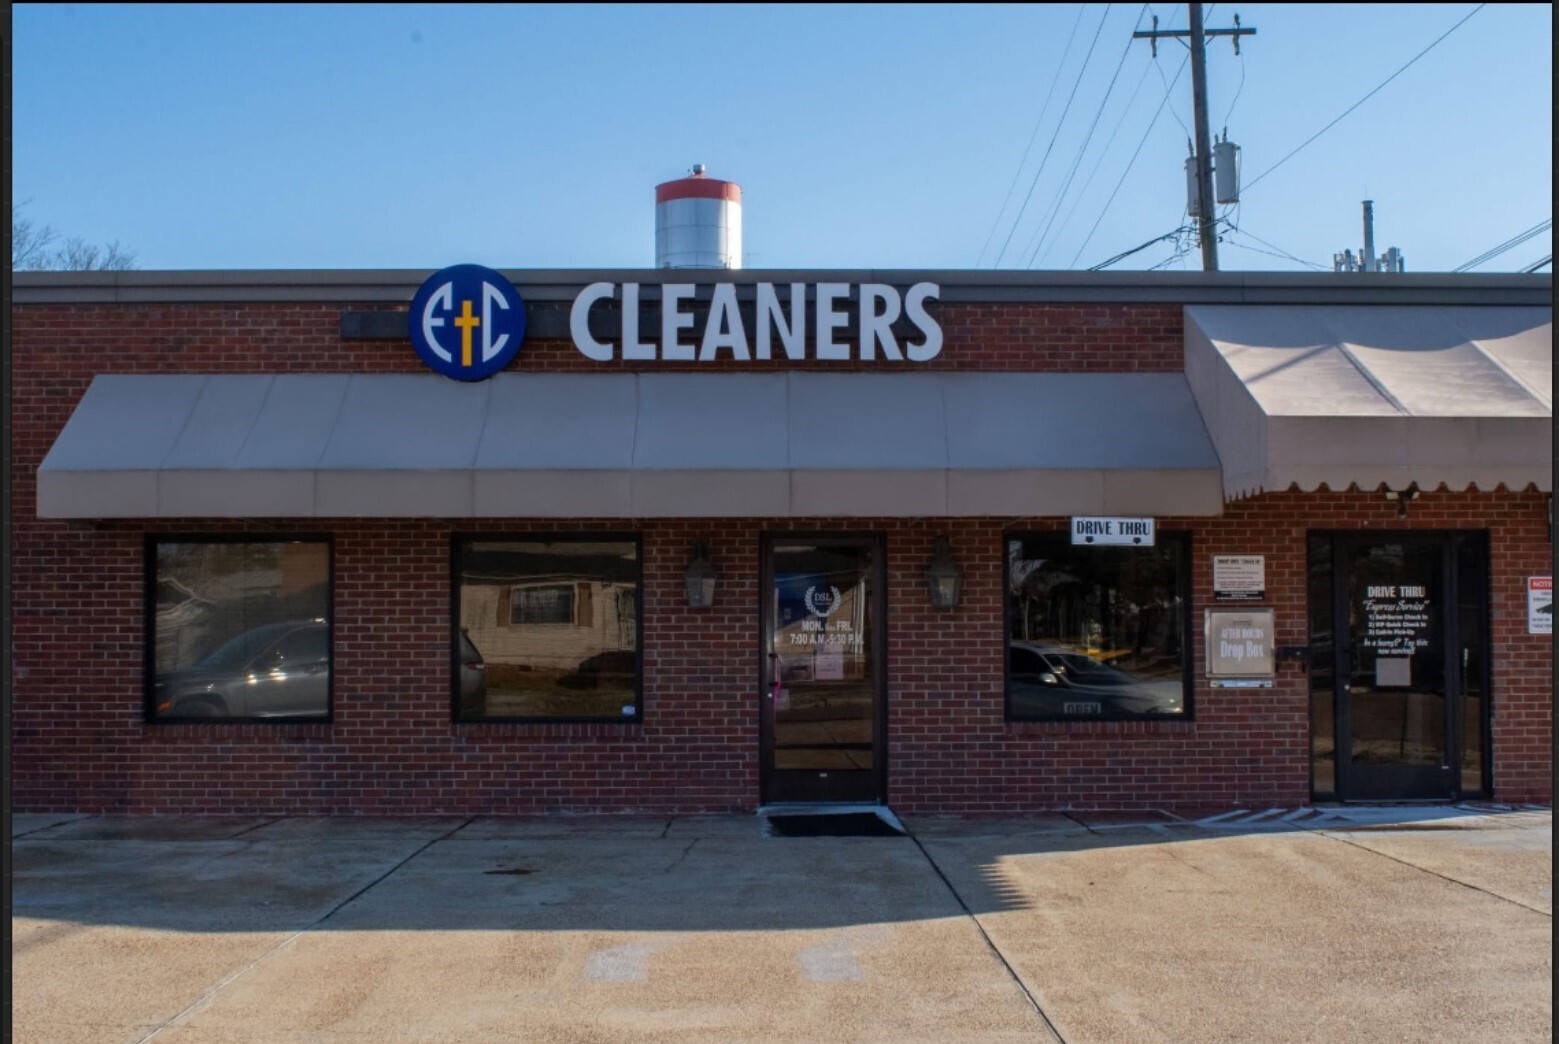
[11,803,1549,937]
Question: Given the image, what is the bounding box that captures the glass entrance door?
[761,535,885,804]
[1310,532,1490,802]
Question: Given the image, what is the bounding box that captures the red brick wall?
[9,301,1551,813]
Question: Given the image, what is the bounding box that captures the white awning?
[1185,305,1552,499]
[37,372,1224,518]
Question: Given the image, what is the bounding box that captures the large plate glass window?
[1006,533,1191,721]
[148,536,332,721]
[454,537,641,722]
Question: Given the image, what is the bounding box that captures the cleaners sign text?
[570,282,943,363]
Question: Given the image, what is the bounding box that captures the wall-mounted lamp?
[924,536,963,609]
[685,539,717,609]
[1383,482,1420,518]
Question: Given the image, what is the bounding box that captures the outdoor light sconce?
[1383,482,1421,519]
[924,536,963,609]
[685,539,717,609]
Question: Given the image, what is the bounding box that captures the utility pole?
[1135,6,1256,272]
[1187,4,1218,271]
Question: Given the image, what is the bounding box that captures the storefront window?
[148,537,331,721]
[455,537,641,722]
[1006,533,1190,721]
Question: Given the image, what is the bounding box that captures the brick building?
[10,268,1552,815]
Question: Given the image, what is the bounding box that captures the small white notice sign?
[814,650,845,680]
[1528,577,1552,635]
[1375,657,1412,688]
[1213,555,1266,601]
[1071,517,1155,546]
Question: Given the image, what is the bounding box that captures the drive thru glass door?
[1309,532,1489,802]
[761,536,885,804]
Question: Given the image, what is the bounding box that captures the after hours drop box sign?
[1205,609,1275,688]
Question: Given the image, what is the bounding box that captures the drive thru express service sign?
[410,264,527,381]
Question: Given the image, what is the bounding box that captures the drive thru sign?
[1071,517,1155,546]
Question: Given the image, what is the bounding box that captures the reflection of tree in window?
[149,538,331,721]
[154,541,328,674]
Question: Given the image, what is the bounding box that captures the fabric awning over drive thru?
[36,372,1224,518]
[1184,305,1552,499]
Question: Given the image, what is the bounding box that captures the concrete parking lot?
[11,804,1552,1043]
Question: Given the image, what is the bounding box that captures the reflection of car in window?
[153,620,330,720]
[559,649,636,689]
[1008,641,1183,718]
[457,630,488,717]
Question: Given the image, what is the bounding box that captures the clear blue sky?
[12,3,1553,273]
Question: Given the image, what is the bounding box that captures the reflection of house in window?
[463,578,637,677]
[508,584,577,626]
[456,540,641,720]
[458,545,640,667]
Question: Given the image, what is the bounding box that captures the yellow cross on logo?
[454,298,481,367]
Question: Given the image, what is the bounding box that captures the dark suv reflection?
[1008,641,1184,717]
[154,620,330,719]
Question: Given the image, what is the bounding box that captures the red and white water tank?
[655,164,742,269]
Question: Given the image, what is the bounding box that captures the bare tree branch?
[12,202,60,270]
[99,240,139,271]
[12,202,138,270]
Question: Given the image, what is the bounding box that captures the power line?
[1145,4,1193,141]
[993,4,1114,267]
[1243,3,1487,195]
[1023,4,1153,268]
[1070,47,1190,269]
[974,4,1088,268]
[1224,239,1323,270]
[1088,222,1197,271]
[1221,46,1245,131]
[1454,218,1552,272]
[1149,241,1194,270]
[1521,255,1552,274]
[1224,223,1329,271]
[1038,48,1157,268]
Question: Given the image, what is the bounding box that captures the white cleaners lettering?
[569,282,943,363]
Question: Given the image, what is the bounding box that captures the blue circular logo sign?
[409,264,527,381]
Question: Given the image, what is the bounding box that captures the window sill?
[454,720,646,740]
[1005,718,1195,736]
[141,720,334,739]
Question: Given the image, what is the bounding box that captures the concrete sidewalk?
[11,805,1552,1043]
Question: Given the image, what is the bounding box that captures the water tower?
[655,165,742,269]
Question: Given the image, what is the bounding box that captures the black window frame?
[451,532,645,725]
[143,533,335,725]
[1003,530,1195,723]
